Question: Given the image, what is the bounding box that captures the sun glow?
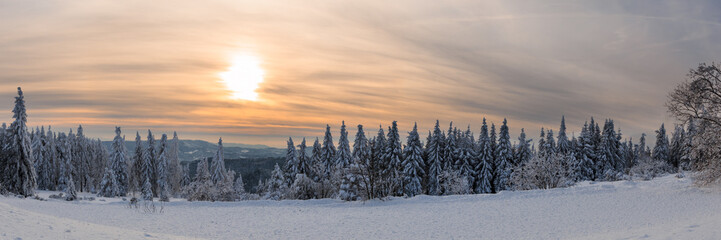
[219,54,265,101]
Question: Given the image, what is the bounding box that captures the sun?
[219,54,265,101]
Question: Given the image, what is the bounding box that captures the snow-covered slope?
[1,174,720,239]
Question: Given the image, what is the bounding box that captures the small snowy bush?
[511,154,571,190]
[630,155,670,181]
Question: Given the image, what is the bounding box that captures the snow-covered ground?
[1,174,720,240]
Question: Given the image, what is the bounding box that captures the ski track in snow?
[1,175,721,240]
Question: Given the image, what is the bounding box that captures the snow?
[2,174,721,239]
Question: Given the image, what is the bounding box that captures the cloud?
[0,0,720,147]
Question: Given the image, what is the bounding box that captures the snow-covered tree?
[426,120,444,195]
[443,122,457,171]
[494,119,513,192]
[353,125,374,199]
[310,137,322,180]
[234,173,246,198]
[109,127,129,196]
[557,116,570,154]
[321,125,336,178]
[265,163,287,200]
[144,130,157,196]
[210,138,227,185]
[168,132,182,195]
[402,123,425,197]
[335,121,352,169]
[141,130,156,200]
[156,134,171,201]
[652,123,670,168]
[475,118,494,194]
[514,128,532,166]
[130,132,144,195]
[98,167,119,197]
[39,126,57,190]
[574,122,595,181]
[384,121,404,196]
[544,129,556,156]
[511,154,570,190]
[0,87,37,196]
[669,125,686,171]
[297,138,311,176]
[57,133,76,201]
[284,137,298,185]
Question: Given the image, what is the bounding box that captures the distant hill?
[101,139,285,162]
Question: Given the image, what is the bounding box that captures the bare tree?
[667,62,721,185]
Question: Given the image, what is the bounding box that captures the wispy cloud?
[1,0,720,146]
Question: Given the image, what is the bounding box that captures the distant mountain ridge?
[101,139,284,162]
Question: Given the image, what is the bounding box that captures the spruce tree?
[653,123,670,166]
[402,123,425,197]
[1,87,37,196]
[57,133,77,200]
[284,137,298,185]
[131,132,144,194]
[335,121,352,169]
[321,125,336,178]
[669,125,686,171]
[575,123,595,181]
[109,127,129,196]
[169,131,182,195]
[310,137,322,180]
[426,120,444,195]
[557,116,570,154]
[514,128,532,166]
[265,163,287,200]
[144,130,157,196]
[545,129,556,156]
[385,121,403,196]
[475,118,494,194]
[443,122,457,171]
[156,134,171,201]
[538,127,546,157]
[98,167,119,197]
[297,138,311,175]
[211,138,227,184]
[494,119,513,192]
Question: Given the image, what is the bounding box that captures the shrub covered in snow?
[629,155,670,181]
[511,154,571,190]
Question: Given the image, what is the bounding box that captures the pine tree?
[514,128,532,166]
[474,118,494,194]
[168,131,182,195]
[31,127,44,187]
[575,123,595,181]
[109,127,129,196]
[310,137,322,180]
[653,123,670,167]
[597,120,619,180]
[321,125,336,178]
[371,127,387,197]
[210,138,227,184]
[141,131,156,200]
[144,130,157,196]
[402,123,425,197]
[98,167,119,197]
[426,120,444,195]
[57,133,76,200]
[156,134,171,201]
[40,126,57,190]
[557,116,570,154]
[284,137,298,185]
[454,128,475,193]
[494,119,513,192]
[669,125,686,171]
[385,121,404,196]
[130,132,144,194]
[234,173,246,197]
[297,138,311,175]
[443,122,457,171]
[1,87,37,196]
[538,127,546,157]
[545,129,556,156]
[265,163,287,200]
[352,125,372,198]
[335,121,352,169]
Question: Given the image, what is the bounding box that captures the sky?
[1,0,720,147]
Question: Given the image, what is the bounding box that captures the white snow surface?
[1,174,721,240]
